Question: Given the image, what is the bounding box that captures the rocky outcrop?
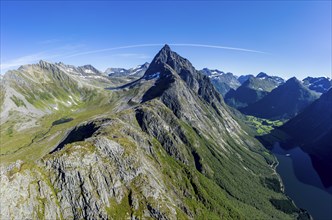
[1,132,177,219]
[1,45,305,220]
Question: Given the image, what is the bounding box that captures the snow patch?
[129,68,142,75]
[145,72,160,80]
[84,69,94,74]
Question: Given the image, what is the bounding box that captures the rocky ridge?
[0,45,306,219]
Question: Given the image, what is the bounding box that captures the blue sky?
[1,1,331,79]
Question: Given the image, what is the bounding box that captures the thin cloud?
[169,43,268,54]
[63,44,163,58]
[64,43,268,58]
[1,43,267,73]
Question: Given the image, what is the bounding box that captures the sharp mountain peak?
[256,72,269,78]
[143,44,195,79]
[284,77,303,86]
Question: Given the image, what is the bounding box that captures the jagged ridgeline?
[1,45,308,219]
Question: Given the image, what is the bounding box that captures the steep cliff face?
[0,45,306,219]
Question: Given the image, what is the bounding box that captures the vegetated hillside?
[200,68,241,96]
[302,76,332,93]
[0,60,114,128]
[224,73,283,109]
[281,88,332,187]
[241,77,320,120]
[0,45,308,219]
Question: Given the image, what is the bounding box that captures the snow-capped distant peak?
[200,68,225,78]
[84,69,94,74]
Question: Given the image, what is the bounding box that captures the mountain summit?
[142,45,220,105]
[144,44,197,82]
[1,45,306,219]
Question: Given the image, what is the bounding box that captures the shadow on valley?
[49,122,100,154]
[52,117,73,126]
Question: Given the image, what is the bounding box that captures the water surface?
[272,143,332,220]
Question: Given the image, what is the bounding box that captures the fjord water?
[272,143,332,220]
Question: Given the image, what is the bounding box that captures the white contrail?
[169,43,268,54]
[64,43,267,58]
[1,43,267,72]
[63,44,164,58]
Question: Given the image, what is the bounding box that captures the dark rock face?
[144,44,198,91]
[142,64,176,103]
[143,45,222,106]
[135,107,190,164]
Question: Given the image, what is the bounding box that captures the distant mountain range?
[302,76,332,93]
[223,73,284,109]
[241,77,320,120]
[199,69,330,120]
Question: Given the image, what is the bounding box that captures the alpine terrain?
[200,68,241,96]
[0,45,309,219]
